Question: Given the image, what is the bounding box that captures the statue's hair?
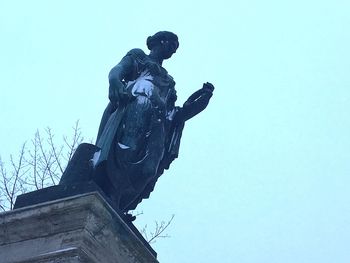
[146,31,179,50]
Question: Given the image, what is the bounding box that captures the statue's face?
[159,39,178,59]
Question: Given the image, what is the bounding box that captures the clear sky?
[1,0,350,262]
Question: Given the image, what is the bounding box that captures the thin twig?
[63,120,83,162]
[36,130,56,185]
[46,128,64,174]
[9,143,26,209]
[146,214,175,244]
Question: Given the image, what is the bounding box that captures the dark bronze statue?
[61,31,214,216]
[91,31,214,213]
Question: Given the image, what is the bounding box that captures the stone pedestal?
[0,193,158,263]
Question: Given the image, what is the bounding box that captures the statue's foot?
[123,213,136,222]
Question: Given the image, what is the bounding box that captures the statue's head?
[147,31,179,59]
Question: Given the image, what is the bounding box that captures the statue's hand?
[109,80,132,107]
[181,82,214,121]
[183,82,214,107]
[202,82,215,93]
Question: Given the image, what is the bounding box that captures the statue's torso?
[124,49,177,115]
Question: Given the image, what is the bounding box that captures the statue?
[90,31,214,215]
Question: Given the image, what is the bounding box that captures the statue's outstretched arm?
[176,82,214,122]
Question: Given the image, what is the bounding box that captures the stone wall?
[0,193,158,263]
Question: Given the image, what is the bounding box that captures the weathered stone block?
[0,193,158,263]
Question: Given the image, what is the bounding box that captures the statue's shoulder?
[126,48,147,61]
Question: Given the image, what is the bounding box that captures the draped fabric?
[95,49,184,211]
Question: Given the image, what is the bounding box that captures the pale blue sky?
[1,1,350,262]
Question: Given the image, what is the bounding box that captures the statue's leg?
[119,137,164,212]
[120,124,165,212]
[123,178,157,211]
[117,96,165,212]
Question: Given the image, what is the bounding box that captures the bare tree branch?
[131,210,144,217]
[0,156,8,211]
[63,120,83,162]
[0,122,83,210]
[36,131,56,185]
[142,214,175,244]
[0,143,28,210]
[46,127,64,174]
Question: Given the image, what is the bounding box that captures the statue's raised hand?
[202,82,215,93]
[180,82,214,121]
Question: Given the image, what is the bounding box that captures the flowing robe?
[94,49,184,211]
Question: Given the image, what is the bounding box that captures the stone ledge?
[0,193,158,263]
[13,247,93,263]
[13,182,153,254]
